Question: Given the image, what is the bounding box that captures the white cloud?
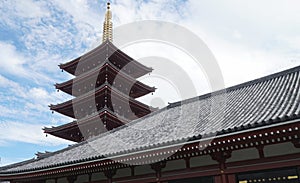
[0,74,16,87]
[0,0,299,159]
[113,0,184,24]
[0,74,72,125]
[0,41,63,86]
[0,42,27,77]
[109,0,300,97]
[174,0,300,87]
[200,33,300,87]
[0,0,49,28]
[0,121,70,146]
[14,0,49,18]
[0,75,49,103]
[24,87,72,113]
[0,0,97,84]
[52,0,100,26]
[0,157,29,167]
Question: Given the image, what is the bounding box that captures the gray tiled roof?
[1,65,300,174]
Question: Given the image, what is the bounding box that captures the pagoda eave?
[56,82,155,99]
[55,63,155,98]
[44,123,82,142]
[50,85,153,119]
[58,42,107,74]
[44,109,129,142]
[59,42,152,77]
[59,57,81,75]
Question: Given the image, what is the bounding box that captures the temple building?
[44,2,156,142]
[1,2,300,183]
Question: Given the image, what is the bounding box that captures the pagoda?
[2,3,300,183]
[44,2,156,142]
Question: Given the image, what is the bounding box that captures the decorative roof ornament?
[102,2,113,42]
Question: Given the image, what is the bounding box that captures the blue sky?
[0,0,300,166]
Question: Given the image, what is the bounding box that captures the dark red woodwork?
[44,108,128,142]
[5,5,300,183]
[151,161,167,182]
[227,174,236,183]
[184,158,190,169]
[257,145,265,158]
[104,169,117,183]
[214,176,222,183]
[45,41,155,142]
[226,153,300,174]
[67,176,77,183]
[292,139,300,148]
[59,42,152,77]
[3,152,300,182]
[50,85,153,119]
[56,62,155,98]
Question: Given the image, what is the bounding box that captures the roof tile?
[1,65,300,174]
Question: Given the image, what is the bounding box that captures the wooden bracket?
[104,169,117,179]
[67,176,77,183]
[256,145,265,158]
[292,139,300,148]
[151,161,167,182]
[211,151,232,164]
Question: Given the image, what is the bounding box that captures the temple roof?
[1,65,300,174]
[59,41,153,77]
[44,107,131,142]
[50,83,154,119]
[55,62,155,98]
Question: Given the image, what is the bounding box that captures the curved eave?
[52,84,152,110]
[49,102,73,118]
[55,63,156,97]
[46,108,129,133]
[57,61,154,89]
[50,85,152,119]
[56,81,155,98]
[59,57,81,75]
[43,121,77,133]
[44,109,130,142]
[58,41,153,76]
[108,42,153,73]
[3,66,300,178]
[2,119,300,180]
[58,42,107,75]
[44,121,81,142]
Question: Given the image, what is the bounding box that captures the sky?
[0,0,300,166]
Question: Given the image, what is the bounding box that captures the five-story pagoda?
[44,2,156,142]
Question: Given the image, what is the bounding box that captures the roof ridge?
[225,65,300,92]
[59,42,106,68]
[0,158,36,171]
[49,64,300,155]
[45,107,131,132]
[0,66,300,174]
[167,65,300,108]
[51,83,152,112]
[85,65,300,133]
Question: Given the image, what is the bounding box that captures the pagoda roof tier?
[2,65,300,177]
[59,41,153,77]
[55,62,155,98]
[50,84,154,119]
[44,108,130,142]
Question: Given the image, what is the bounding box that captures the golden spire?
[102,2,113,42]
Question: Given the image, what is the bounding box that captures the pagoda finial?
[102,2,113,42]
